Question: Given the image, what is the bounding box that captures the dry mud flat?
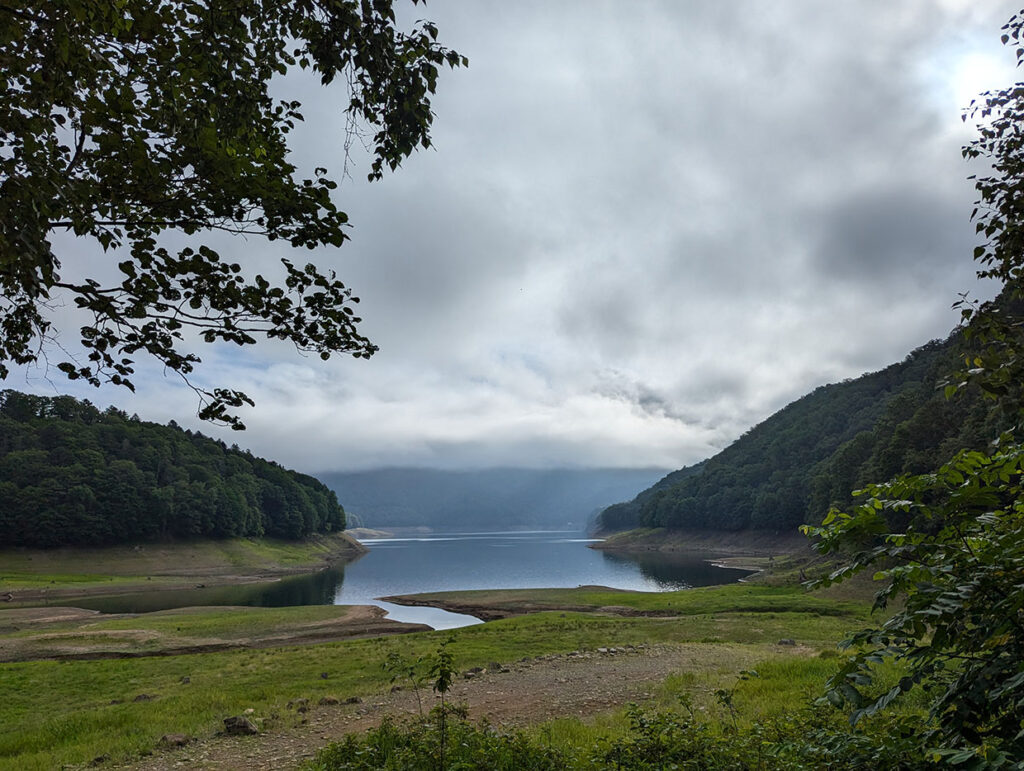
[0,605,427,663]
[112,641,814,771]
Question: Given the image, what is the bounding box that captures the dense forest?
[0,391,345,547]
[320,467,666,531]
[598,333,1003,533]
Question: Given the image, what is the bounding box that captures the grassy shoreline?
[592,527,814,556]
[0,532,882,769]
[381,583,864,622]
[0,580,876,770]
[0,533,365,605]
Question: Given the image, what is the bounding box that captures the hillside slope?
[0,390,346,547]
[599,335,1002,533]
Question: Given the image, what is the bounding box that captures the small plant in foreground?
[383,651,426,717]
[306,711,566,770]
[429,636,456,769]
[714,669,758,731]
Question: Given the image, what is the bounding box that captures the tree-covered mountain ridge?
[0,390,346,548]
[598,331,1003,533]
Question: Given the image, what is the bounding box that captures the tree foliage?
[0,389,345,546]
[802,13,1024,765]
[952,12,1024,425]
[0,1,466,427]
[804,447,1024,764]
[599,336,1003,534]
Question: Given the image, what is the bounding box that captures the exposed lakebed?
[68,531,754,629]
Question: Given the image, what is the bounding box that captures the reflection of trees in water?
[69,567,346,613]
[600,551,751,589]
[247,568,344,607]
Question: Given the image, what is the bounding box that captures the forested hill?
[318,467,668,531]
[0,391,345,548]
[598,334,1003,533]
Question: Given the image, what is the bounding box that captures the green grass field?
[390,582,866,619]
[0,582,878,770]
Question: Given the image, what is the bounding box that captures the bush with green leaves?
[594,703,935,771]
[799,9,1024,768]
[308,699,935,771]
[804,446,1024,765]
[306,711,566,771]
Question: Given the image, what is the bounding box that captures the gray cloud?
[810,183,977,284]
[15,0,1022,473]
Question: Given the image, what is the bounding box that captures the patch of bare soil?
[110,642,815,771]
[0,605,428,663]
[0,606,103,630]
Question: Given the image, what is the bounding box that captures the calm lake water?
[71,531,753,629]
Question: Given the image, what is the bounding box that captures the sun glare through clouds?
[953,51,1017,113]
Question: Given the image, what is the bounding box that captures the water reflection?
[598,550,753,589]
[49,533,755,631]
[254,567,345,606]
[71,567,346,614]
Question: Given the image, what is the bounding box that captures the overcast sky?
[18,1,1024,473]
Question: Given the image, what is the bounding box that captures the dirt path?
[112,641,809,770]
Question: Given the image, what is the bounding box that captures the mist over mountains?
[316,467,668,532]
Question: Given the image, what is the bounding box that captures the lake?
[71,531,753,629]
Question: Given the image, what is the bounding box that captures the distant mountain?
[0,390,346,548]
[598,333,1003,534]
[316,467,669,531]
